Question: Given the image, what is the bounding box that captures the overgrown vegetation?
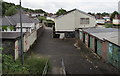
[2,1,47,16]
[46,19,54,23]
[0,26,15,31]
[38,16,47,22]
[104,23,113,28]
[56,8,67,16]
[5,6,17,16]
[2,53,49,74]
[2,55,29,74]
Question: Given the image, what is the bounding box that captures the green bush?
[104,23,113,28]
[2,54,48,74]
[2,54,29,74]
[25,56,47,74]
[113,24,120,26]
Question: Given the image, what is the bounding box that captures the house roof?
[30,18,40,24]
[2,13,40,26]
[83,28,117,33]
[82,28,119,46]
[2,16,16,26]
[0,32,25,39]
[55,9,95,19]
[11,13,33,23]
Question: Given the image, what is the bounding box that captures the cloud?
[4,0,119,13]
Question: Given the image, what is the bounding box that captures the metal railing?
[42,60,49,76]
[61,58,66,76]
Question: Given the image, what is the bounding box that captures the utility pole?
[20,0,24,65]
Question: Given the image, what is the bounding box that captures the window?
[80,18,89,24]
[26,28,29,32]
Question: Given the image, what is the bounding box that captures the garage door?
[97,40,102,56]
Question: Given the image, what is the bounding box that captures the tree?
[110,11,119,21]
[102,12,109,16]
[56,8,67,16]
[34,9,46,13]
[88,12,95,16]
[5,6,17,16]
[2,1,16,16]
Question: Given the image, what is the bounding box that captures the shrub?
[25,56,47,74]
[104,23,113,28]
[2,54,29,74]
[2,54,49,74]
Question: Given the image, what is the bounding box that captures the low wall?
[37,26,44,38]
[24,30,37,52]
[24,26,44,52]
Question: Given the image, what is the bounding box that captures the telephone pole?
[20,0,24,65]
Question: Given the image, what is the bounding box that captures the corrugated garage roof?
[82,28,120,46]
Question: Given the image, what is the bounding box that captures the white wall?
[55,9,96,32]
[75,10,96,28]
[36,23,40,30]
[55,11,75,31]
[113,19,120,24]
[16,23,35,32]
[96,19,105,24]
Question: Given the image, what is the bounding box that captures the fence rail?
[61,58,66,76]
[42,60,49,76]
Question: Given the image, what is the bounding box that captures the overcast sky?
[3,0,120,13]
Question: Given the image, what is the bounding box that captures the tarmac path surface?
[29,27,107,74]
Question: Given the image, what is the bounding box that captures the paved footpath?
[29,27,109,74]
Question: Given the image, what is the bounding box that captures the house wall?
[113,19,120,24]
[75,10,96,28]
[55,10,96,32]
[16,28,30,32]
[96,19,105,24]
[36,23,40,30]
[55,11,75,31]
[16,23,35,33]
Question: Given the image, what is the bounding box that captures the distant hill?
[2,1,47,16]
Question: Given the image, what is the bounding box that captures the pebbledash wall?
[79,28,120,70]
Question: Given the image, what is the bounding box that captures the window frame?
[80,18,90,24]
